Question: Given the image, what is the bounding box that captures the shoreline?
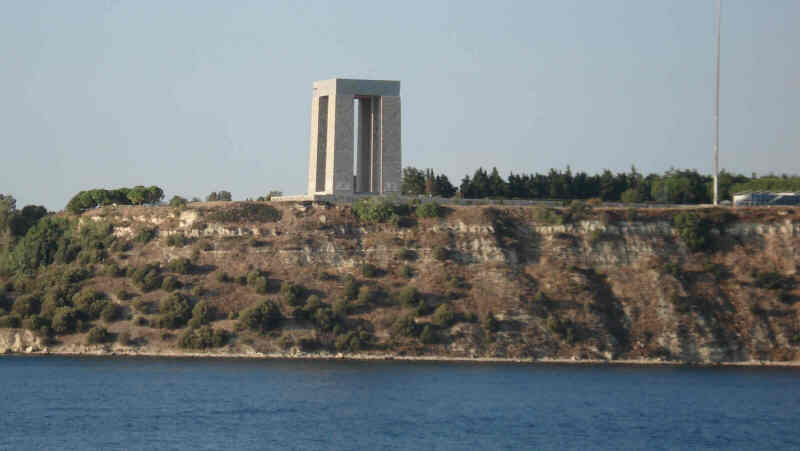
[4,348,800,368]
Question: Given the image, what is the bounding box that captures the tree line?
[402,166,800,204]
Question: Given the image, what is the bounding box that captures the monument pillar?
[307,78,401,197]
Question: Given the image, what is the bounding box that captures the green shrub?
[248,238,266,248]
[432,304,455,328]
[352,198,396,223]
[86,326,112,344]
[415,202,442,218]
[663,262,684,281]
[673,212,713,252]
[51,307,78,333]
[191,300,214,325]
[401,265,414,279]
[110,239,132,254]
[391,314,420,338]
[191,285,206,298]
[334,329,370,352]
[567,200,592,222]
[432,246,449,261]
[312,306,337,332]
[157,293,191,329]
[77,248,107,265]
[22,314,50,331]
[356,286,375,307]
[135,227,157,244]
[343,276,359,300]
[130,264,162,292]
[12,295,40,317]
[0,314,22,328]
[397,249,417,262]
[394,286,420,307]
[60,267,90,285]
[133,299,153,314]
[237,300,282,333]
[483,311,499,333]
[532,207,564,225]
[778,291,795,305]
[100,303,121,322]
[166,257,193,274]
[753,270,793,290]
[420,324,436,344]
[281,281,304,306]
[546,314,579,344]
[73,289,108,319]
[118,331,133,346]
[361,263,380,278]
[670,295,693,314]
[253,276,269,295]
[161,275,181,292]
[205,203,281,223]
[179,326,230,349]
[215,271,231,283]
[169,196,188,208]
[304,295,322,311]
[332,298,350,316]
[414,300,431,317]
[621,188,644,204]
[115,289,133,301]
[105,263,125,278]
[246,270,261,287]
[187,316,203,329]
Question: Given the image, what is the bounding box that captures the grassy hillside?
[1,200,799,363]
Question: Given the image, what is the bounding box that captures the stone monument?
[307,78,401,197]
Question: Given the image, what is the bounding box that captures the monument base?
[271,193,403,203]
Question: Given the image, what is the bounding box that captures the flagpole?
[713,0,721,205]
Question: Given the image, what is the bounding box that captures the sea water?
[1,356,798,450]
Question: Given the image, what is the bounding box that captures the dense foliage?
[206,191,232,202]
[402,168,457,197]
[237,300,283,333]
[66,186,164,213]
[352,198,396,223]
[205,203,281,223]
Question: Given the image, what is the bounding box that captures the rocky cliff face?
[3,203,799,363]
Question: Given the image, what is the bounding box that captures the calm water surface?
[0,356,798,450]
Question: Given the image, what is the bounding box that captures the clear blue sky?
[2,0,798,210]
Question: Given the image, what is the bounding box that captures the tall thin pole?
[713,0,721,205]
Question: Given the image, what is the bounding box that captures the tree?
[402,167,426,195]
[127,186,149,205]
[0,194,16,233]
[191,300,214,325]
[169,195,188,207]
[237,300,283,333]
[8,205,48,238]
[433,174,456,198]
[487,167,507,198]
[145,186,164,204]
[217,191,232,202]
[425,169,434,196]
